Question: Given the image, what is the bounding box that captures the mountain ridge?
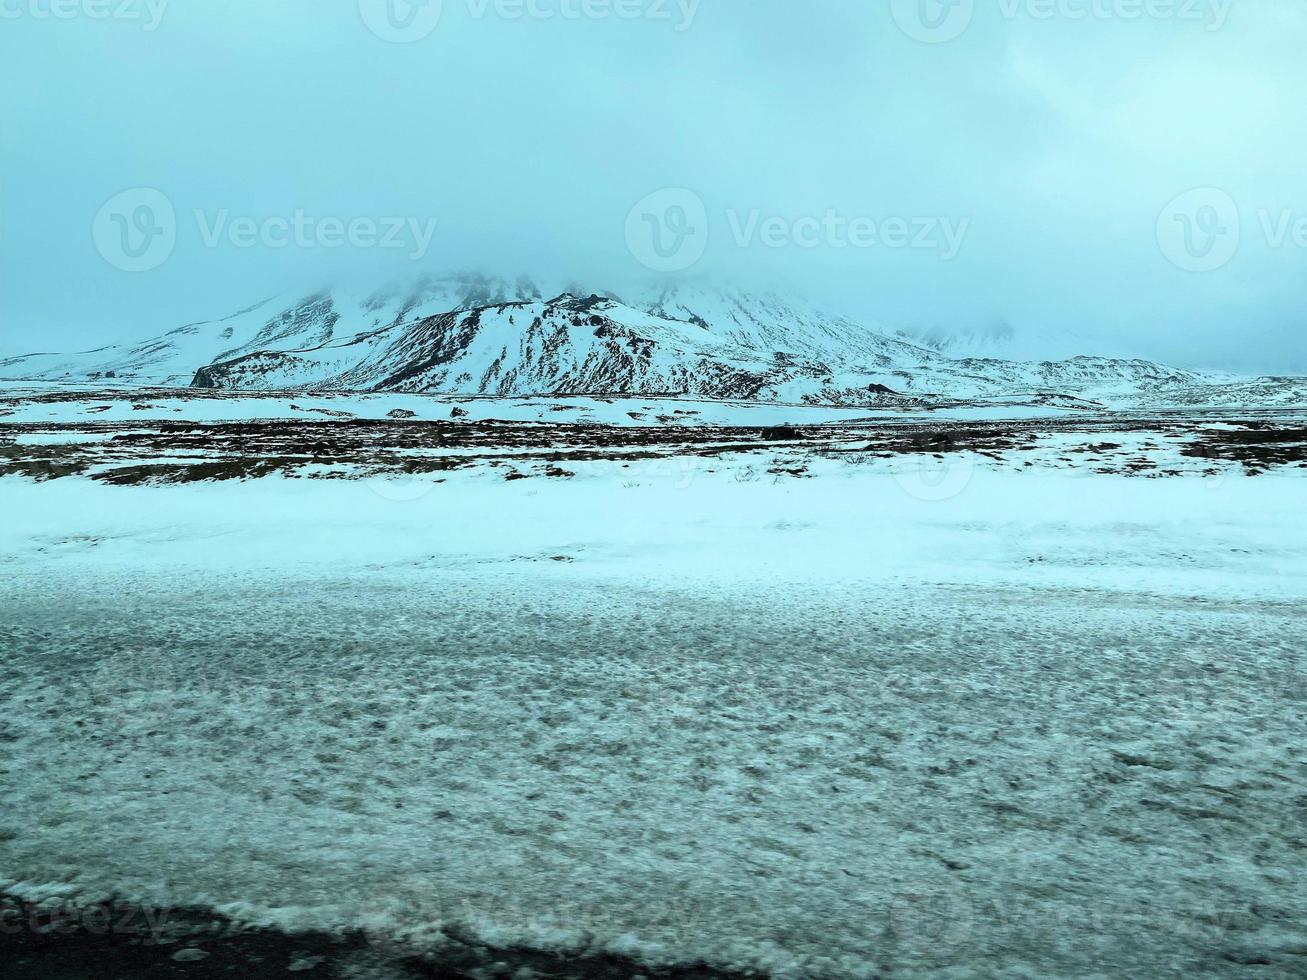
[3,274,1303,410]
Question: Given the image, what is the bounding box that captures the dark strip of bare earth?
[1,896,758,980]
[3,410,1307,485]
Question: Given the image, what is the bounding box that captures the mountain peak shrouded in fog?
[10,270,1306,410]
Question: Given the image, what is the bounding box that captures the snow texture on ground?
[2,469,1306,977]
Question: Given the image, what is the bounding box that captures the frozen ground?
[2,457,1306,977]
[0,388,1087,427]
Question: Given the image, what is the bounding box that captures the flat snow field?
[2,465,1306,977]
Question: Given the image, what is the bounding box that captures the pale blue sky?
[2,0,1305,371]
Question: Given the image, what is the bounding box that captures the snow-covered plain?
[2,460,1306,977]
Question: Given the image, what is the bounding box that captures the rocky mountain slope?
[1,275,1296,408]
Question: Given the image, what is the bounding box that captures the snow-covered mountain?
[895,320,1149,363]
[0,274,1295,408]
[0,276,544,389]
